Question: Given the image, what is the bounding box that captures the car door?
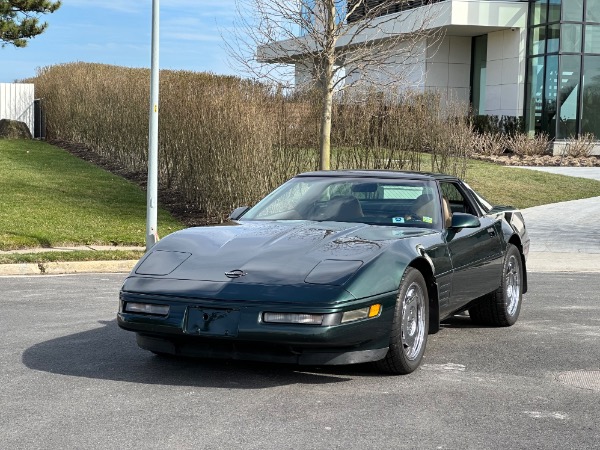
[440,182,504,310]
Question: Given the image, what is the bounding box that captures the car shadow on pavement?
[21,319,380,388]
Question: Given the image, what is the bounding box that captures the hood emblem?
[225,269,247,279]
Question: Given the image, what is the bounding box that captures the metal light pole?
[146,0,160,251]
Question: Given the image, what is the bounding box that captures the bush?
[32,63,473,222]
[505,133,550,156]
[472,115,524,136]
[560,133,596,157]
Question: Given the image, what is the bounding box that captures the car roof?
[295,170,459,182]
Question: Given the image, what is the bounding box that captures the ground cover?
[463,158,600,209]
[0,139,184,251]
[0,250,144,265]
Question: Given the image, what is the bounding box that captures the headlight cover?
[304,259,363,286]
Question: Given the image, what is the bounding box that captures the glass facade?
[525,0,600,139]
[472,35,488,115]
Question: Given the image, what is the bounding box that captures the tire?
[469,244,523,327]
[375,267,429,375]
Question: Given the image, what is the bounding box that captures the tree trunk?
[319,84,334,170]
[318,0,336,171]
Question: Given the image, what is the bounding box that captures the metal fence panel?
[0,83,35,136]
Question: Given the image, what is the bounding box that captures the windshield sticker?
[392,217,405,224]
[422,216,433,224]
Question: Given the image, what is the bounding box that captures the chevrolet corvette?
[118,170,529,374]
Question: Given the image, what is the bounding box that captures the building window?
[582,56,600,136]
[525,0,600,139]
[471,35,487,115]
[557,54,581,138]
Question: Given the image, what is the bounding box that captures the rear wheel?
[469,244,523,326]
[375,267,429,374]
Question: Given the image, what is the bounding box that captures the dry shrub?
[425,95,471,179]
[505,133,550,156]
[471,133,506,157]
[32,63,472,221]
[561,133,596,157]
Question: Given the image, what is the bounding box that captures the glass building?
[526,0,600,139]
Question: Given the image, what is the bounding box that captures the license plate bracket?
[185,307,240,337]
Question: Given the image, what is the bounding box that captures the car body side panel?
[444,216,504,306]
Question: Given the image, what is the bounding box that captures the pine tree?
[0,0,61,47]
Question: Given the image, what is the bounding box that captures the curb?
[0,260,138,276]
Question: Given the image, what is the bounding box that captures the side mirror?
[229,206,250,221]
[449,213,480,229]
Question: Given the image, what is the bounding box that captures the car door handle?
[487,227,496,237]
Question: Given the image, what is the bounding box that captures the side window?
[440,182,477,216]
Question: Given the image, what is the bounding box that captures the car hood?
[130,221,434,287]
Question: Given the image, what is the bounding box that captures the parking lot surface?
[1,273,599,449]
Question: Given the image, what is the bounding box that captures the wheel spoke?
[401,283,425,360]
[505,255,521,316]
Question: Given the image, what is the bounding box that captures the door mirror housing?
[229,206,250,221]
[449,213,480,229]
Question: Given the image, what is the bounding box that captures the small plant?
[471,133,506,157]
[561,133,596,157]
[505,133,550,156]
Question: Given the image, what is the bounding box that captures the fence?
[0,83,35,136]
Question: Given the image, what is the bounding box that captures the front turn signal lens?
[368,304,382,317]
[341,304,382,323]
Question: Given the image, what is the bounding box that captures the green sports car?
[118,170,529,374]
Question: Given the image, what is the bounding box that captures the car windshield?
[242,177,442,228]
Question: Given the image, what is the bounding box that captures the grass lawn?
[0,139,184,251]
[463,159,600,209]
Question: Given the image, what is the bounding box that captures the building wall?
[485,29,526,117]
[0,83,35,135]
[425,35,471,106]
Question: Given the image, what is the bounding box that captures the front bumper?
[117,290,397,365]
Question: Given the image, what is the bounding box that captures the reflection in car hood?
[133,221,434,285]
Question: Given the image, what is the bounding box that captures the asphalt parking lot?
[1,272,598,450]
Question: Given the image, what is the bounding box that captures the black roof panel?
[296,170,459,182]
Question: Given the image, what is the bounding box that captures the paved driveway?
[517,167,600,272]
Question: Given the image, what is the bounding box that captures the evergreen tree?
[1,0,61,47]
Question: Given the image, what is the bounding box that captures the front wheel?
[375,267,429,375]
[469,243,523,326]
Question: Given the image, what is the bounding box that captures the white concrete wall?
[297,38,429,94]
[0,83,35,134]
[485,29,526,116]
[425,35,471,106]
[343,39,428,92]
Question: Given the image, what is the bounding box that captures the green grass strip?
[463,159,600,209]
[0,139,184,251]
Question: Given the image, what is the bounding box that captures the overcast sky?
[1,0,240,83]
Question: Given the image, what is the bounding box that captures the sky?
[1,0,241,83]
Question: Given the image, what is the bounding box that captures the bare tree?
[226,0,442,170]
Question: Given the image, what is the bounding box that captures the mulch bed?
[473,154,600,167]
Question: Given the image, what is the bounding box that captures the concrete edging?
[0,260,138,276]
